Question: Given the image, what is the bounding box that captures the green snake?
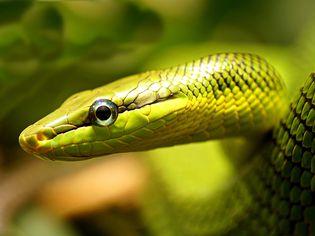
[19,53,315,235]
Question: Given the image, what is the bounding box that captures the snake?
[18,53,315,235]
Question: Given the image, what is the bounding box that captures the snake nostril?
[19,134,39,153]
[38,127,57,140]
[19,132,53,156]
[36,133,47,141]
[19,125,56,155]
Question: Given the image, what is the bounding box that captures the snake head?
[19,72,191,161]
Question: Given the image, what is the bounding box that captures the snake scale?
[19,53,315,235]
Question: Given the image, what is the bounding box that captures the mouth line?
[19,124,93,157]
[45,122,91,139]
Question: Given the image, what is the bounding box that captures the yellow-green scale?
[140,74,315,235]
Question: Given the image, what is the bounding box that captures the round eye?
[89,99,118,126]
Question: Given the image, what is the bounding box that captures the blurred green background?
[1,1,315,236]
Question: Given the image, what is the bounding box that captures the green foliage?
[0,1,163,145]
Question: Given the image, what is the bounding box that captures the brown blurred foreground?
[0,149,148,235]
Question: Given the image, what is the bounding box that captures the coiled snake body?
[19,53,315,235]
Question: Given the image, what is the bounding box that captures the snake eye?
[89,99,118,126]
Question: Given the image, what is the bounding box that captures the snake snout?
[19,125,56,156]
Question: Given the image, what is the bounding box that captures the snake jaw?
[19,125,82,160]
[18,108,90,159]
[19,94,188,160]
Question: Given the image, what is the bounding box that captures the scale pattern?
[141,74,315,236]
[232,74,315,235]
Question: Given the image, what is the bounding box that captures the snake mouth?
[18,123,80,157]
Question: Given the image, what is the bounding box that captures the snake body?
[19,53,315,235]
[142,74,315,236]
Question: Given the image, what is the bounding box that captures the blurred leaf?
[21,3,64,60]
[7,206,79,236]
[0,24,25,54]
[0,1,164,147]
[0,1,32,25]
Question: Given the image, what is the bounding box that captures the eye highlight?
[89,99,118,126]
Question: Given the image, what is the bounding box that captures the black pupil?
[95,106,111,120]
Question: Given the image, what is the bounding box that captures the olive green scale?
[227,75,315,235]
[141,74,315,236]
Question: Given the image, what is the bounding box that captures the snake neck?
[152,53,286,144]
